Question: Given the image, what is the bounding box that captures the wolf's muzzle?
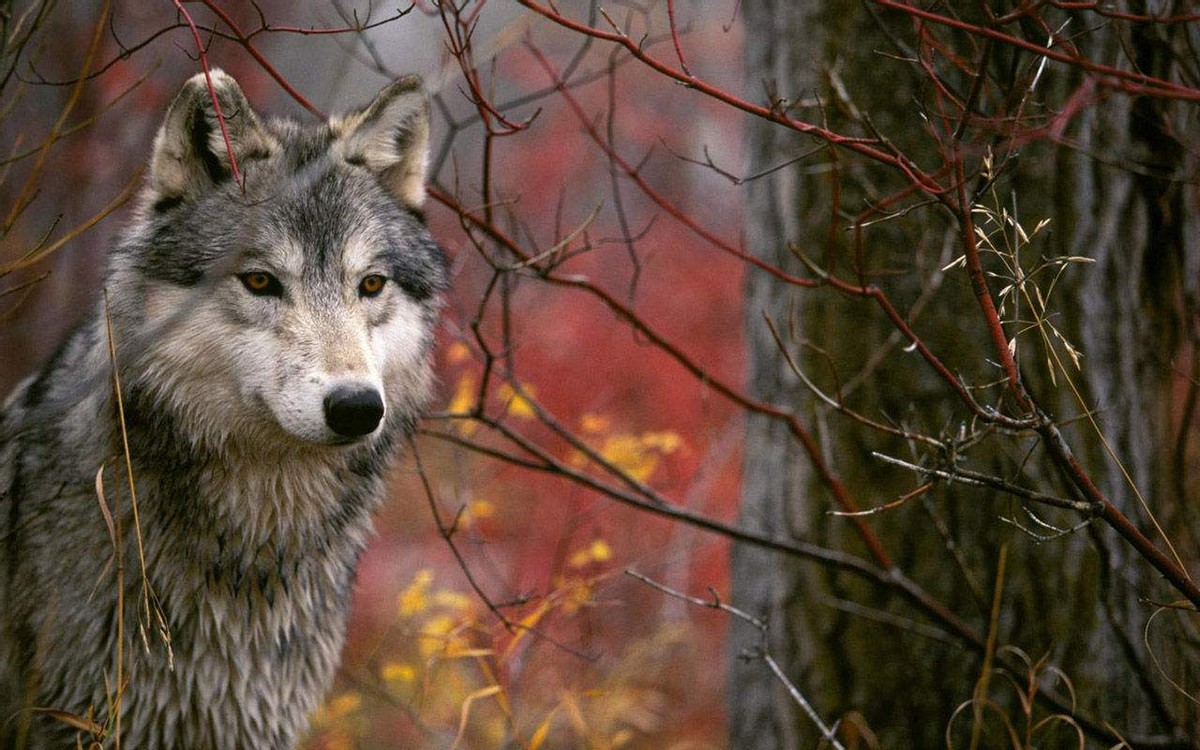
[324,386,385,438]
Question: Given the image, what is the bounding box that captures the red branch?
[507,1,1200,612]
[172,0,244,190]
[665,0,692,77]
[429,185,895,571]
[875,0,1200,102]
[516,0,947,196]
[524,41,1035,432]
[195,0,323,116]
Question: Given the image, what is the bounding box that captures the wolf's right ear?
[149,70,276,202]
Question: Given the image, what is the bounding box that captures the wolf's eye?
[238,271,282,297]
[358,274,387,298]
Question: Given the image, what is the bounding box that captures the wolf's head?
[109,71,446,452]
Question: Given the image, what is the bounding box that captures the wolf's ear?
[332,76,430,209]
[149,69,276,202]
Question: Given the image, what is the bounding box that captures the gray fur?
[0,70,446,749]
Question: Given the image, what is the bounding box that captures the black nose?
[323,386,384,438]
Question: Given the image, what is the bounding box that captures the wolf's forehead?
[270,118,337,169]
[260,166,390,244]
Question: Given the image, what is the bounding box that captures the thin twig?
[627,570,845,748]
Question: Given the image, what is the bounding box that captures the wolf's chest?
[122,540,356,748]
[110,465,373,748]
[148,473,367,668]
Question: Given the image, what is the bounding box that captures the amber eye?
[359,274,387,298]
[238,271,282,297]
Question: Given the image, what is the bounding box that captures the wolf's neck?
[119,379,383,536]
[130,443,380,558]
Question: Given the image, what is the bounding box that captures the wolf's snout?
[324,386,384,438]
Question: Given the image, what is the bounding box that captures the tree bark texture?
[731,2,1199,747]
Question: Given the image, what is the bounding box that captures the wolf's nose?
[324,386,385,438]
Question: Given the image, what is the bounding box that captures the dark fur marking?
[245,145,272,161]
[403,204,428,225]
[11,621,37,711]
[4,465,24,592]
[392,128,413,154]
[275,626,293,661]
[191,109,227,185]
[152,195,185,213]
[22,333,74,410]
[389,233,447,302]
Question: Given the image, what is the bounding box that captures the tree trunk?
[731,2,1199,747]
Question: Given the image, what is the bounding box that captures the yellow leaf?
[447,341,472,364]
[311,692,362,726]
[569,538,612,568]
[598,434,659,482]
[459,498,495,530]
[468,498,495,519]
[398,569,434,617]
[497,382,537,419]
[418,614,459,658]
[561,579,593,614]
[588,539,612,563]
[432,588,475,613]
[380,662,417,683]
[641,431,682,453]
[566,448,588,468]
[589,430,683,481]
[579,413,611,433]
[447,374,477,417]
[329,693,362,717]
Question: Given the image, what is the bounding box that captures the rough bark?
[731,2,1199,747]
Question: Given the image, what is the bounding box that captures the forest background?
[1,2,1197,748]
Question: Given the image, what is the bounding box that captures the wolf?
[0,69,446,748]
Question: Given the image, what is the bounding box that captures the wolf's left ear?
[332,76,430,209]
